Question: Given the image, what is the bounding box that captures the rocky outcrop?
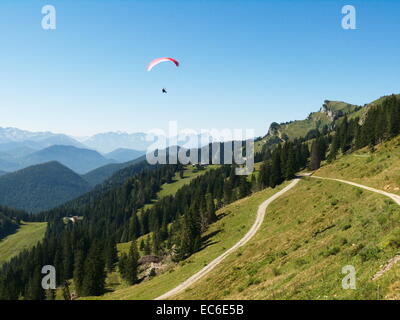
[268,122,281,136]
[138,255,161,265]
[320,101,336,121]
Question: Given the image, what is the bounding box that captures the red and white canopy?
[147,57,180,71]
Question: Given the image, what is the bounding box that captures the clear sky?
[1,0,399,137]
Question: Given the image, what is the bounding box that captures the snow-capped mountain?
[0,127,85,149]
[82,132,151,153]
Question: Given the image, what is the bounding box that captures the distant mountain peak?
[0,161,91,213]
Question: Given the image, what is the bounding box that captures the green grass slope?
[255,100,361,153]
[0,221,47,265]
[83,182,290,300]
[141,165,217,211]
[174,178,400,300]
[316,135,400,195]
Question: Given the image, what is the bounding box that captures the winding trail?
[155,174,400,300]
[309,175,400,206]
[155,178,300,300]
[309,174,400,281]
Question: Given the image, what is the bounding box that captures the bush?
[324,246,340,257]
[330,199,339,206]
[359,246,380,262]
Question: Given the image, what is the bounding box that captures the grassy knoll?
[84,182,290,300]
[174,178,400,300]
[316,136,400,195]
[142,165,217,211]
[0,221,47,265]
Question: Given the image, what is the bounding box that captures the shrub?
[223,290,230,296]
[359,246,380,262]
[324,246,340,257]
[330,199,339,206]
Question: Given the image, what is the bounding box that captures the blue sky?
[0,0,399,137]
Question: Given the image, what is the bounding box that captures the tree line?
[1,94,399,299]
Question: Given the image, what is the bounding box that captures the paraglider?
[147,57,179,93]
[147,57,179,71]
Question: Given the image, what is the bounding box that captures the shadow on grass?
[200,229,221,250]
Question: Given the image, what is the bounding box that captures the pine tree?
[144,236,151,255]
[205,193,217,223]
[327,134,338,163]
[174,212,201,261]
[25,266,45,300]
[238,176,251,198]
[125,240,139,285]
[81,241,106,296]
[284,144,296,180]
[129,212,140,240]
[259,161,271,188]
[118,253,128,280]
[105,238,118,273]
[269,148,283,188]
[309,140,321,170]
[73,249,85,296]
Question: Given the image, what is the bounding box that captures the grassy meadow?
[174,178,400,300]
[0,221,47,265]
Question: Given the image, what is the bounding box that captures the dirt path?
[310,174,400,281]
[155,178,300,300]
[310,175,400,206]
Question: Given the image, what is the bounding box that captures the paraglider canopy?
[147,57,180,71]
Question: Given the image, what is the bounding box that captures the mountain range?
[0,126,232,175]
[0,98,367,213]
[0,128,147,174]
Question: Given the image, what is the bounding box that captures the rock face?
[268,122,281,136]
[320,102,336,121]
[266,122,288,142]
[138,255,161,265]
[372,255,400,281]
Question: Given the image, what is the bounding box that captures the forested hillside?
[0,94,398,300]
[0,162,91,213]
[82,155,147,186]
